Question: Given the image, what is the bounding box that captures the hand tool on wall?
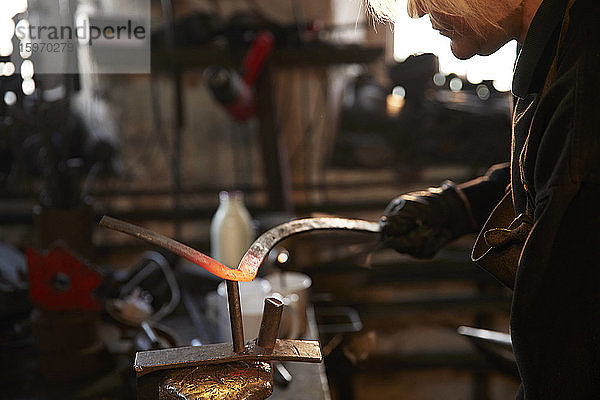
[204,31,275,122]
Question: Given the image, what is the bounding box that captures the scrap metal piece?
[134,339,322,377]
[100,216,379,282]
[159,361,273,400]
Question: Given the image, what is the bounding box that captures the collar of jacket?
[512,0,570,98]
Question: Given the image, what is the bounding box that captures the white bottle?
[210,191,255,267]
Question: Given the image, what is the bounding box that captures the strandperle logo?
[15,19,147,45]
[13,14,151,74]
[12,0,151,74]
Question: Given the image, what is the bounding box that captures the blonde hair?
[367,0,515,37]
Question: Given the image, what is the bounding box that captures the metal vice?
[135,286,321,400]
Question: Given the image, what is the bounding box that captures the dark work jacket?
[464,0,600,397]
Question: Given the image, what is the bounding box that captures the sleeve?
[458,163,510,229]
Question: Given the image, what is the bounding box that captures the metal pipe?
[257,297,283,350]
[226,280,245,353]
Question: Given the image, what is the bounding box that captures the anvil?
[135,297,321,400]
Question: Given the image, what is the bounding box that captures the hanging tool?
[204,31,275,122]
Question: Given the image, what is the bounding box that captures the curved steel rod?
[237,217,379,281]
[100,216,379,282]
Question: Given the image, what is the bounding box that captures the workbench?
[270,307,331,400]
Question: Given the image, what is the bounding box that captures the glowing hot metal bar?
[99,216,379,282]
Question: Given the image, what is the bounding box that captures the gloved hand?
[379,181,477,258]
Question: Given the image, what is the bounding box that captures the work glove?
[379,181,477,258]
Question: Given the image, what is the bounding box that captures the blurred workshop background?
[0,0,518,399]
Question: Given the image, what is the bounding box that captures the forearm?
[380,163,511,258]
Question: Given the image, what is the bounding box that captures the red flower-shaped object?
[26,245,102,311]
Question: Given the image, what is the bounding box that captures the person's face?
[411,0,523,59]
